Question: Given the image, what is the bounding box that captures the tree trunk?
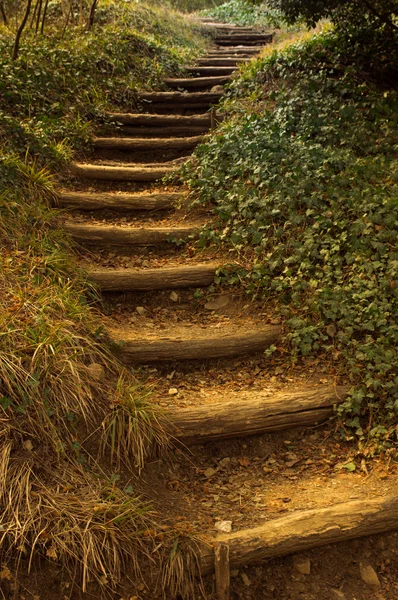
[86,0,98,30]
[12,0,33,60]
[0,1,7,24]
[40,0,49,33]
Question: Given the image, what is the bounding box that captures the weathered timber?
[169,386,347,444]
[73,163,176,182]
[107,113,211,127]
[207,47,263,54]
[56,191,182,211]
[139,91,223,104]
[215,33,273,42]
[215,544,230,600]
[112,326,281,363]
[199,496,398,575]
[196,58,249,66]
[65,223,198,246]
[215,40,269,47]
[121,125,209,138]
[88,263,218,291]
[185,66,236,76]
[164,76,232,90]
[93,136,202,151]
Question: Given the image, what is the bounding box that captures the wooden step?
[196,58,249,66]
[106,113,212,138]
[111,325,281,363]
[185,66,237,76]
[199,496,398,575]
[72,162,178,182]
[93,136,202,152]
[139,91,223,114]
[171,385,347,444]
[65,222,198,247]
[206,47,262,55]
[164,75,232,90]
[215,33,273,43]
[120,125,209,138]
[139,91,223,105]
[107,113,211,127]
[56,191,182,212]
[215,39,270,47]
[88,263,218,291]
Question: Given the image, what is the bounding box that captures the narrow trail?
[58,20,397,599]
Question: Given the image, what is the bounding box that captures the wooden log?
[185,66,237,76]
[112,326,281,363]
[93,136,202,151]
[215,40,269,47]
[215,544,230,600]
[196,58,249,66]
[72,163,177,182]
[206,48,260,55]
[88,264,218,291]
[121,125,209,138]
[107,113,211,127]
[56,191,182,212]
[164,76,232,90]
[169,386,347,444]
[199,496,398,575]
[139,91,223,104]
[215,33,273,42]
[65,223,198,246]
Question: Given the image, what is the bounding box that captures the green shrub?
[201,0,286,27]
[184,31,398,445]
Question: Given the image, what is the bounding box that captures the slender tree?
[12,0,33,60]
[0,0,8,24]
[86,0,98,30]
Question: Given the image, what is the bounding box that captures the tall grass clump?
[184,29,398,451]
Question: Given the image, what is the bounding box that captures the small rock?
[204,295,230,311]
[230,569,239,578]
[360,563,381,589]
[219,457,231,468]
[241,572,251,586]
[169,291,179,302]
[215,520,232,533]
[330,589,346,600]
[204,467,217,478]
[136,306,146,315]
[168,387,178,396]
[86,363,105,381]
[294,558,311,575]
[23,439,33,451]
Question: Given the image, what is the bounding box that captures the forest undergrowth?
[184,25,398,454]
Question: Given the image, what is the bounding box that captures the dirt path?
[59,21,398,600]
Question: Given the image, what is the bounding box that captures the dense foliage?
[184,31,398,446]
[201,0,286,27]
[0,0,206,160]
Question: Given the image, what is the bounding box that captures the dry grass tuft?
[0,435,154,591]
